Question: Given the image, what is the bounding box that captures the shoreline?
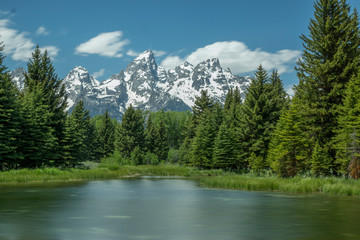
[0,165,360,197]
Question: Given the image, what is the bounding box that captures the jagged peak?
[11,67,26,74]
[134,49,155,62]
[71,66,89,73]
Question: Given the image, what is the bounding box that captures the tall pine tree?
[97,109,115,158]
[295,0,360,174]
[24,46,68,163]
[115,105,144,158]
[0,41,21,169]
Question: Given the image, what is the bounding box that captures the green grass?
[1,164,360,196]
[197,173,360,196]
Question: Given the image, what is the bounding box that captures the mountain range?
[10,50,251,120]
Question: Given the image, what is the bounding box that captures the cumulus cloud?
[126,49,140,57]
[0,19,59,61]
[161,41,301,74]
[153,50,167,57]
[285,84,295,97]
[127,49,167,57]
[75,31,130,58]
[92,68,105,78]
[36,26,49,35]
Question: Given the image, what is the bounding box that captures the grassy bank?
[0,165,219,185]
[197,174,360,196]
[1,165,360,196]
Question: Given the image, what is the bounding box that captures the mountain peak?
[135,49,155,61]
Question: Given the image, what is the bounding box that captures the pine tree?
[213,119,237,169]
[0,42,21,169]
[192,90,215,125]
[62,100,92,166]
[336,70,360,177]
[267,100,311,177]
[238,65,273,168]
[24,46,68,163]
[115,105,144,158]
[295,0,360,174]
[18,86,56,168]
[145,114,156,153]
[190,104,222,169]
[97,109,115,158]
[154,120,169,162]
[179,91,215,164]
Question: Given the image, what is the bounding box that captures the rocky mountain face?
[10,50,250,120]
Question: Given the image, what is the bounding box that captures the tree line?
[1,0,360,179]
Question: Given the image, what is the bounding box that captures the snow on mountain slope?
[11,50,250,120]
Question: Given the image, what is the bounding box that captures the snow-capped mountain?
[11,50,251,120]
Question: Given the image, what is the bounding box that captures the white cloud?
[126,49,140,57]
[285,84,295,97]
[160,41,301,74]
[39,46,59,59]
[153,50,167,57]
[127,49,167,57]
[0,19,59,61]
[92,68,105,78]
[36,26,49,35]
[75,31,130,58]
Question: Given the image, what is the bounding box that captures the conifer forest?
[2,0,360,180]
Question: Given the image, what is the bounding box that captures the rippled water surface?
[0,178,360,240]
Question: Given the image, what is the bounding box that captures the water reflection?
[0,179,360,239]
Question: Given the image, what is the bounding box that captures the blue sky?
[1,0,360,93]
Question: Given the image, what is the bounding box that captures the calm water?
[0,178,360,240]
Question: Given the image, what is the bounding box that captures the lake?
[0,177,360,240]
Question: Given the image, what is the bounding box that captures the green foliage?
[143,151,159,165]
[295,0,360,174]
[167,149,180,163]
[97,110,115,158]
[130,146,144,165]
[0,43,21,169]
[62,100,95,166]
[24,46,68,163]
[17,86,56,168]
[238,65,286,169]
[190,104,222,169]
[153,120,169,161]
[336,71,360,177]
[213,120,237,169]
[311,141,333,176]
[115,105,144,158]
[267,100,310,177]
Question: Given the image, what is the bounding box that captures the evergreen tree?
[115,105,144,158]
[154,120,169,162]
[295,0,360,174]
[0,42,21,169]
[190,104,222,169]
[97,109,115,158]
[269,70,288,122]
[336,70,360,177]
[18,86,56,168]
[62,100,92,166]
[267,100,311,177]
[238,65,273,168]
[192,90,215,125]
[145,114,156,153]
[213,119,237,169]
[179,91,215,164]
[24,46,68,163]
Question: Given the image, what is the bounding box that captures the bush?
[144,151,159,165]
[99,151,130,170]
[130,146,144,165]
[168,149,180,163]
